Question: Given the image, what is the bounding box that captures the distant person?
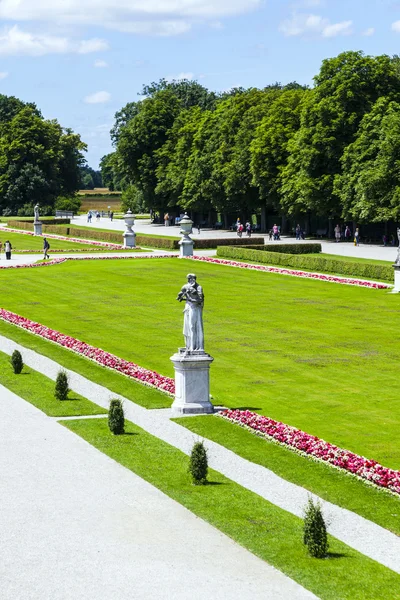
[245,221,251,237]
[354,228,360,246]
[87,211,92,223]
[295,224,301,240]
[345,225,351,242]
[4,240,12,260]
[383,234,388,247]
[43,237,50,260]
[268,229,273,241]
[273,224,279,240]
[96,211,100,222]
[334,224,341,243]
[390,234,395,246]
[236,220,242,237]
[197,224,201,234]
[110,211,114,222]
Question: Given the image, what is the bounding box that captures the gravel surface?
[0,335,399,575]
[0,383,316,600]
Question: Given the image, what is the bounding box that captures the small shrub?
[108,398,125,435]
[188,441,208,485]
[55,370,69,401]
[303,497,328,558]
[10,350,23,374]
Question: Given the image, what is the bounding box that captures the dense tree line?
[0,95,86,216]
[79,165,102,189]
[102,52,400,230]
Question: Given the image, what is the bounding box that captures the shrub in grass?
[108,398,125,435]
[188,441,208,485]
[55,370,69,401]
[303,497,328,558]
[10,350,23,374]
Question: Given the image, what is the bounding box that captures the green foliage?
[121,184,145,213]
[248,243,321,254]
[108,398,125,435]
[10,349,23,374]
[55,370,69,401]
[217,246,393,281]
[80,165,102,189]
[303,497,328,558]
[188,441,208,484]
[55,196,81,213]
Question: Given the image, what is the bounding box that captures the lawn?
[62,417,400,600]
[1,257,400,469]
[0,350,105,416]
[0,230,130,252]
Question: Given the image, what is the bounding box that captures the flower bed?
[220,409,400,496]
[0,308,175,395]
[188,256,391,289]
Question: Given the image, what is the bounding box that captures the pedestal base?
[179,236,194,257]
[170,348,214,416]
[33,221,42,236]
[123,231,136,248]
[393,265,400,293]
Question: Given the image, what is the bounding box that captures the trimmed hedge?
[11,219,71,228]
[216,246,393,282]
[249,243,321,254]
[194,237,264,250]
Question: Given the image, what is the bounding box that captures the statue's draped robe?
[183,285,204,350]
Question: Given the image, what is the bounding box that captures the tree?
[108,399,125,435]
[336,98,400,223]
[188,441,208,484]
[303,497,328,558]
[281,51,400,218]
[141,78,217,111]
[55,370,69,401]
[10,350,23,374]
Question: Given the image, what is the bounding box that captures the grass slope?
[0,350,105,416]
[62,418,400,600]
[1,257,400,466]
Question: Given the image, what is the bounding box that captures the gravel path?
[0,384,315,600]
[0,335,399,575]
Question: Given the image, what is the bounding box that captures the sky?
[0,0,399,168]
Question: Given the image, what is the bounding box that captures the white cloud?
[0,25,108,56]
[392,21,400,33]
[166,72,194,82]
[0,71,9,80]
[362,27,375,37]
[84,91,111,104]
[94,59,108,68]
[0,0,261,36]
[280,13,353,38]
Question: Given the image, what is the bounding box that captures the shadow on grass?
[326,552,347,560]
[233,406,262,411]
[205,481,224,486]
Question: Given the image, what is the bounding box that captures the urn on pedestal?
[178,213,194,257]
[123,209,136,248]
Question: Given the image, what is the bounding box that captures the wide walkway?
[0,335,399,575]
[0,383,315,600]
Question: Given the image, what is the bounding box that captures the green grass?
[1,257,400,467]
[175,415,400,535]
[0,319,171,409]
[0,349,105,416]
[62,417,400,600]
[0,230,127,252]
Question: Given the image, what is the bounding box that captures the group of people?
[334,224,360,245]
[236,219,252,237]
[0,237,50,261]
[87,211,102,223]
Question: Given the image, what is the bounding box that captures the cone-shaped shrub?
[10,350,23,374]
[55,370,69,401]
[188,441,208,485]
[108,399,125,435]
[303,497,328,558]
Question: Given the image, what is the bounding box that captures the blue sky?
[0,0,399,168]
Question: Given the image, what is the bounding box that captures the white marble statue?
[34,203,40,222]
[177,274,204,351]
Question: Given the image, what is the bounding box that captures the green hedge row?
[12,219,71,227]
[216,246,393,282]
[249,243,321,254]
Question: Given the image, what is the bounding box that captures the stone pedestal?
[393,265,400,293]
[179,234,194,257]
[33,221,42,236]
[123,230,136,248]
[170,348,214,416]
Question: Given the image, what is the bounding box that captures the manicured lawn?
[175,415,400,535]
[0,350,105,416]
[0,319,171,409]
[0,230,126,252]
[1,257,400,468]
[62,417,400,600]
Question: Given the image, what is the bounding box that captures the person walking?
[245,221,251,237]
[345,225,351,242]
[334,224,341,243]
[87,211,92,223]
[43,237,50,260]
[110,211,114,222]
[354,228,360,246]
[295,224,301,240]
[4,240,12,260]
[273,224,279,240]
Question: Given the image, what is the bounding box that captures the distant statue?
[34,204,40,222]
[177,274,204,351]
